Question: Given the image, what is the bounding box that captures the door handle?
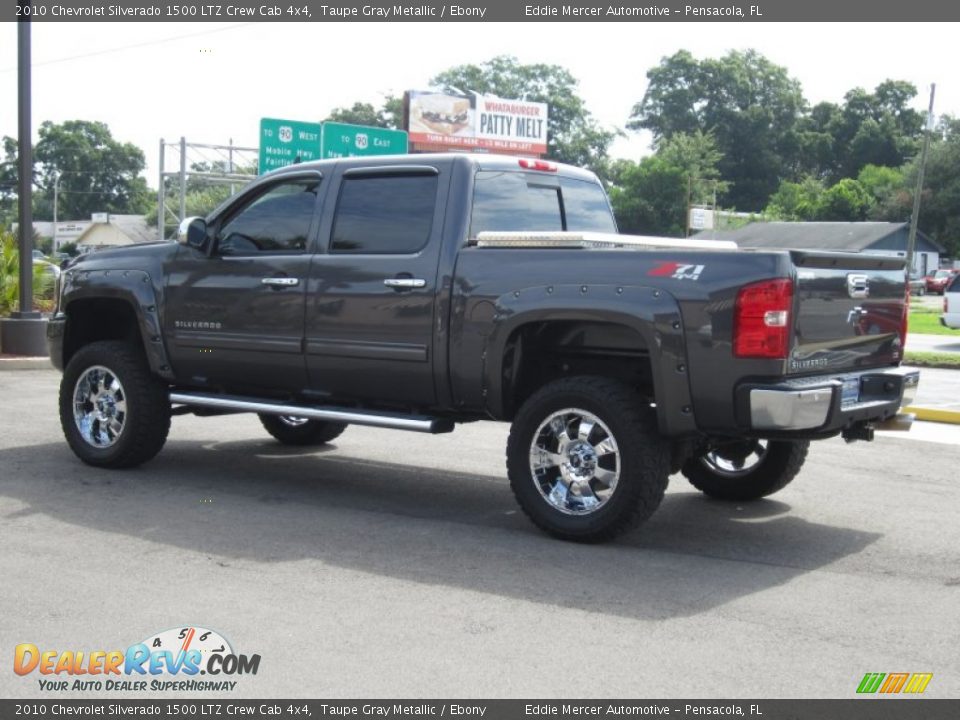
[383,278,426,289]
[261,277,299,287]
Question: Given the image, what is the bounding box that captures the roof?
[75,215,157,247]
[697,221,944,253]
[107,215,157,245]
[264,152,601,184]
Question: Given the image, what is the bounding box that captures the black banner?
[6,0,960,23]
[2,700,960,720]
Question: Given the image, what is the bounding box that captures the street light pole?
[15,16,35,318]
[1,13,48,356]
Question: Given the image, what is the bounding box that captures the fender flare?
[60,268,174,382]
[481,283,697,436]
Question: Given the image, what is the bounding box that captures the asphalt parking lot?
[1,369,958,699]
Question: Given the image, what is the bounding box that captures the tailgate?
[789,251,907,374]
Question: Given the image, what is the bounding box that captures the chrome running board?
[169,392,454,434]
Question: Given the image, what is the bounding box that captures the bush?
[0,230,56,316]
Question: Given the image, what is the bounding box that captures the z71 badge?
[647,262,705,281]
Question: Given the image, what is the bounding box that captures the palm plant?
[0,230,56,316]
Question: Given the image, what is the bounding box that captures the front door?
[164,172,324,394]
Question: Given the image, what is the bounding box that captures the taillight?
[518,158,557,172]
[733,278,794,359]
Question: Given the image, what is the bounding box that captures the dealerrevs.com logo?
[14,626,260,692]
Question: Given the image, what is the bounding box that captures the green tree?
[0,137,18,230]
[801,82,923,182]
[764,177,825,221]
[325,97,403,129]
[431,55,617,172]
[2,121,151,222]
[629,49,806,211]
[656,130,729,205]
[818,178,872,221]
[608,131,727,236]
[607,156,687,237]
[902,123,960,256]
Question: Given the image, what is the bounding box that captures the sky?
[1,21,957,193]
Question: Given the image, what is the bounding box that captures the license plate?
[841,377,861,406]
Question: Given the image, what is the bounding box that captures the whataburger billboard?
[405,90,548,156]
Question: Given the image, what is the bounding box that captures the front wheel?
[59,341,171,468]
[682,439,809,501]
[507,376,670,543]
[259,414,346,446]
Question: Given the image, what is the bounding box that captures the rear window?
[470,171,616,237]
[947,273,960,293]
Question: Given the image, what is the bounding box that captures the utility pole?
[906,83,936,275]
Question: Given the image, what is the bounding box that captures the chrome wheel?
[701,440,769,477]
[72,365,127,448]
[529,408,620,515]
[277,415,310,427]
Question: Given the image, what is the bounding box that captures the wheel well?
[501,320,654,419]
[63,298,142,367]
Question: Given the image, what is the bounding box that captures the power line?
[0,24,255,74]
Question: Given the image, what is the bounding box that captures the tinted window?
[217,177,320,255]
[947,273,960,293]
[471,172,562,235]
[561,177,617,233]
[331,174,438,254]
[470,171,616,236]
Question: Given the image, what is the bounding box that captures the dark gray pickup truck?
[48,154,919,541]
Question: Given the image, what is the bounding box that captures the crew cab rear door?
[303,163,450,406]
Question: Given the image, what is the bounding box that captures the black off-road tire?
[59,341,171,469]
[682,439,809,501]
[259,414,346,446]
[506,376,670,543]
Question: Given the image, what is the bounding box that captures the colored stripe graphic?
[856,672,933,694]
[880,673,909,693]
[857,673,885,694]
[903,673,934,694]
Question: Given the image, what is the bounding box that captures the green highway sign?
[320,121,408,159]
[259,118,409,174]
[259,117,322,174]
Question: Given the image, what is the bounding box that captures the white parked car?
[942,273,960,330]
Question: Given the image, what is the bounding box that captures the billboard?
[405,91,548,156]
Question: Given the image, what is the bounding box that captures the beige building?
[75,215,158,252]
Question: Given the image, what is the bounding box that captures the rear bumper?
[737,366,920,433]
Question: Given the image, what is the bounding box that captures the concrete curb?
[0,357,53,371]
[903,406,960,425]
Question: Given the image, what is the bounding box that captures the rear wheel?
[259,414,346,446]
[59,341,171,468]
[507,376,669,543]
[682,439,809,501]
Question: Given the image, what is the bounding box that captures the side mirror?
[177,217,209,251]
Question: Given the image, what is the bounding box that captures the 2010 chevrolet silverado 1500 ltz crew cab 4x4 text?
[48,154,920,542]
